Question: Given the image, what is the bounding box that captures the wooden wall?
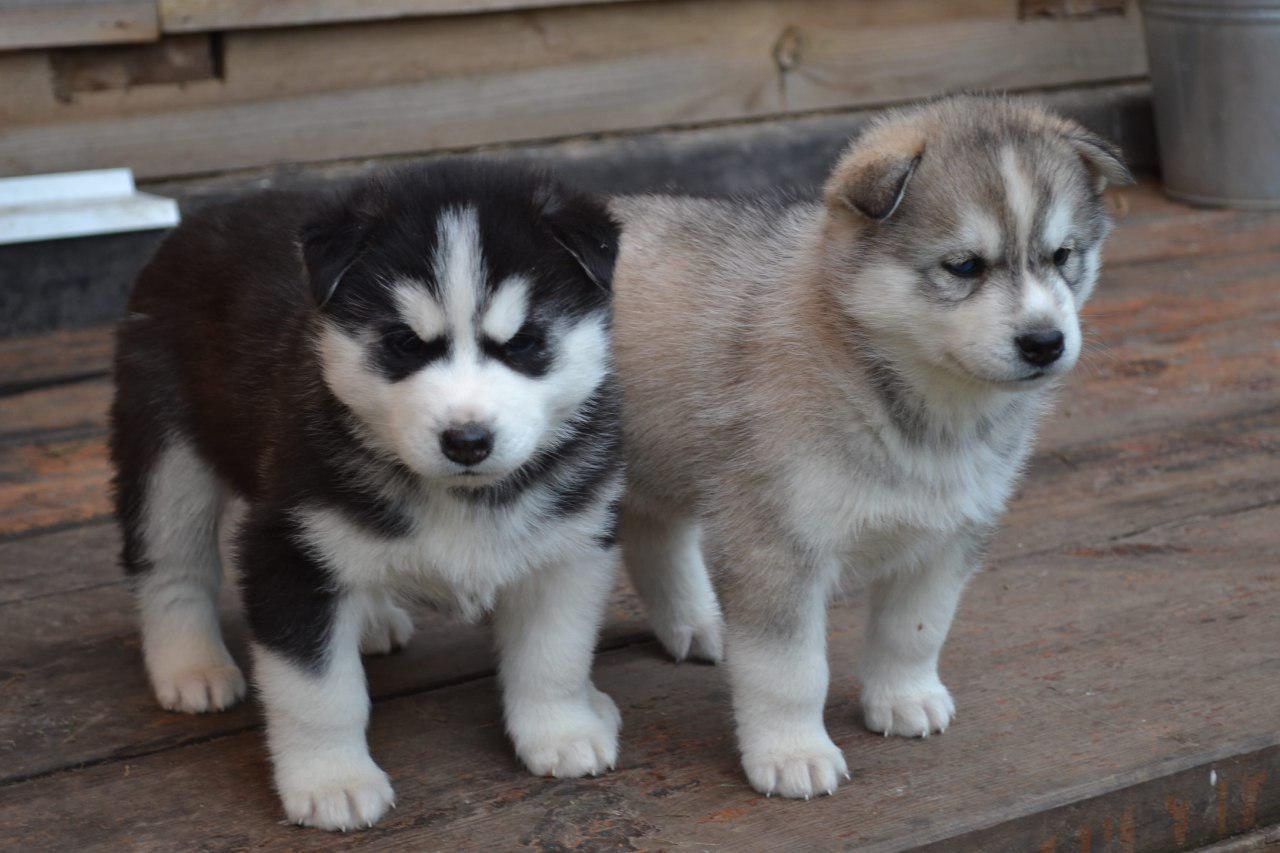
[0,0,1148,180]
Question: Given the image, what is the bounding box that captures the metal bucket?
[1140,0,1280,208]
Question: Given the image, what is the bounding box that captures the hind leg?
[357,588,414,656]
[621,504,723,663]
[122,440,245,713]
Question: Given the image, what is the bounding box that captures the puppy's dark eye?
[503,331,544,357]
[383,327,444,361]
[1053,246,1072,266]
[943,256,986,279]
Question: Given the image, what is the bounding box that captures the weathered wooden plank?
[786,5,1145,114]
[0,0,1147,179]
[0,435,111,538]
[48,34,218,101]
[1042,249,1280,450]
[0,519,116,603]
[0,0,158,52]
[1201,825,1280,853]
[0,519,648,783]
[917,743,1280,853]
[1,391,1274,782]
[0,432,106,521]
[1020,0,1128,17]
[1104,203,1280,268]
[0,326,113,397]
[158,0,648,32]
[0,52,58,129]
[0,380,111,446]
[0,503,1274,849]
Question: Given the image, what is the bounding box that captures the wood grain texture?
[0,0,158,51]
[0,394,1275,783]
[0,519,649,783]
[0,184,1276,848]
[158,0,648,32]
[49,34,218,101]
[0,325,113,396]
[0,507,1275,849]
[0,435,111,537]
[0,380,111,446]
[0,0,1148,179]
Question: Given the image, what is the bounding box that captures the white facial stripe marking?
[319,321,399,447]
[1078,247,1101,302]
[1022,277,1059,319]
[434,206,483,358]
[957,208,1003,260]
[319,219,613,485]
[1042,198,1073,251]
[393,281,447,342]
[482,276,530,344]
[1000,147,1036,251]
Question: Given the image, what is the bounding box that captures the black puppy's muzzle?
[440,423,494,466]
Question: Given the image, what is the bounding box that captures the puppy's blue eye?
[943,256,985,279]
[1053,246,1072,266]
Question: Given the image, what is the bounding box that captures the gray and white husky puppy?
[609,96,1131,799]
[111,163,624,830]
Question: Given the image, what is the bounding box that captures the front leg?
[858,538,973,738]
[717,535,848,799]
[241,512,393,831]
[494,547,621,778]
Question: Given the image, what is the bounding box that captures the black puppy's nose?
[1015,329,1065,368]
[440,424,493,466]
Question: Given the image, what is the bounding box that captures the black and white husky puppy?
[110,163,624,830]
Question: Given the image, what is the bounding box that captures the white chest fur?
[779,420,1032,575]
[295,481,619,620]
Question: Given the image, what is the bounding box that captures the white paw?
[861,676,955,737]
[278,756,395,831]
[509,687,622,778]
[652,607,725,663]
[151,662,247,714]
[741,727,849,799]
[359,598,414,656]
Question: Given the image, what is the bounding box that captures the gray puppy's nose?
[1015,329,1065,368]
[440,423,493,466]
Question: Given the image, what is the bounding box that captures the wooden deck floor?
[0,184,1277,851]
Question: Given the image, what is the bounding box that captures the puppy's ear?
[825,123,926,222]
[1068,129,1135,192]
[300,183,382,309]
[537,184,620,291]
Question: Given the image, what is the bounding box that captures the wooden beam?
[0,0,1148,179]
[0,0,158,51]
[48,34,219,101]
[158,0,650,32]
